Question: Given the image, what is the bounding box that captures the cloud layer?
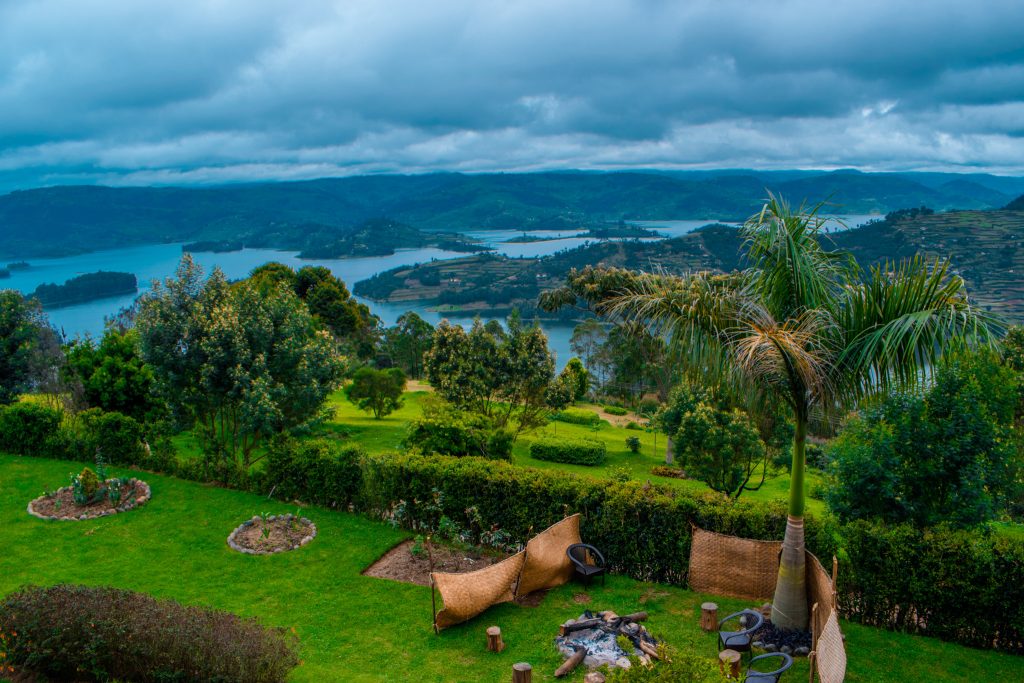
[2,0,1023,190]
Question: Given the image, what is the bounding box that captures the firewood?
[487,626,505,652]
[559,611,648,636]
[554,647,586,678]
[512,662,532,683]
[638,641,660,660]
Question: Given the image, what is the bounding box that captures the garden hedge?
[553,407,604,426]
[529,436,607,466]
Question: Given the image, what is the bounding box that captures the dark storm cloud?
[1,0,1023,191]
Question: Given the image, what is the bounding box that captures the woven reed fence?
[688,526,846,683]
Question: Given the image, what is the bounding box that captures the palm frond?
[832,255,1002,404]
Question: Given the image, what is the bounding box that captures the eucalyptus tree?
[540,194,996,629]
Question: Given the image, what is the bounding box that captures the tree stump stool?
[487,626,505,652]
[719,649,741,679]
[512,662,532,683]
[700,602,719,631]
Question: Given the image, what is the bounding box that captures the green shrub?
[625,436,641,453]
[553,407,603,426]
[604,405,628,416]
[0,584,300,683]
[73,467,101,504]
[529,436,607,466]
[78,408,146,465]
[606,647,724,681]
[0,402,61,455]
[841,520,1024,653]
[625,421,643,430]
[404,402,512,460]
[262,437,364,509]
[651,465,687,479]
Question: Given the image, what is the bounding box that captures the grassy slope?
[3,453,1022,682]
[324,391,826,515]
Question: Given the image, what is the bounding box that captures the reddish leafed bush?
[0,584,300,682]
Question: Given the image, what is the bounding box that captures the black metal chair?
[745,652,793,682]
[717,609,764,661]
[566,543,606,586]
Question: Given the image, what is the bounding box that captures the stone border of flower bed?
[226,514,317,555]
[27,478,152,521]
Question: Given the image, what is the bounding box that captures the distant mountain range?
[2,170,1023,259]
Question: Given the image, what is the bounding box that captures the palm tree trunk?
[771,416,808,629]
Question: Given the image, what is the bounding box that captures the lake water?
[1,215,880,368]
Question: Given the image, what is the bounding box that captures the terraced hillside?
[357,208,1024,323]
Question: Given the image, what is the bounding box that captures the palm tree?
[540,194,998,628]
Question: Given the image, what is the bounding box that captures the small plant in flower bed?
[29,452,150,521]
[227,512,317,555]
[0,584,299,683]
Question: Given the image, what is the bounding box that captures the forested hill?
[1006,193,1024,211]
[0,170,1019,258]
[356,207,1024,323]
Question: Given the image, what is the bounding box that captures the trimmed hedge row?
[552,407,604,426]
[357,452,838,585]
[841,520,1024,652]
[0,584,299,683]
[529,436,607,466]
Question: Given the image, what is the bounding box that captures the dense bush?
[825,351,1021,528]
[359,452,838,584]
[553,407,604,426]
[262,437,364,508]
[78,408,146,465]
[403,400,513,460]
[841,520,1024,653]
[530,436,607,466]
[0,402,62,455]
[0,584,300,682]
[604,405,629,416]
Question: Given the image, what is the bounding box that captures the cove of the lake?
[2,215,876,367]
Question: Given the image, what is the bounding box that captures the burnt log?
[554,647,586,678]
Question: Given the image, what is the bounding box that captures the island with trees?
[31,271,138,308]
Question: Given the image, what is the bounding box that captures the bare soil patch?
[364,539,507,586]
[227,514,317,555]
[28,479,150,521]
[591,406,643,428]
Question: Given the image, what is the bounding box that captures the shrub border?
[27,478,151,521]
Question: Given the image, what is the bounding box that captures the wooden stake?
[427,536,438,634]
[700,602,719,632]
[719,649,741,679]
[512,662,532,683]
[554,647,586,678]
[487,626,505,652]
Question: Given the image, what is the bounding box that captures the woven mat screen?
[515,513,581,597]
[807,551,835,640]
[687,526,782,600]
[815,611,847,683]
[432,551,526,630]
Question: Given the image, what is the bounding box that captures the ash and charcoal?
[752,621,811,657]
[555,610,658,670]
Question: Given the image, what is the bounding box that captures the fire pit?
[554,610,659,675]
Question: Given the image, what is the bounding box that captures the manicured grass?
[2,453,1022,682]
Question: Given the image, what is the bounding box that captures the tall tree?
[382,312,434,379]
[0,291,50,405]
[138,256,346,476]
[540,194,996,629]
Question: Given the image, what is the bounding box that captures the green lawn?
[2,453,1021,682]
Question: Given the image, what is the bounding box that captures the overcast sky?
[2,0,1023,191]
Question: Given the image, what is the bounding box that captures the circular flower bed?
[227,514,317,555]
[28,478,151,521]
